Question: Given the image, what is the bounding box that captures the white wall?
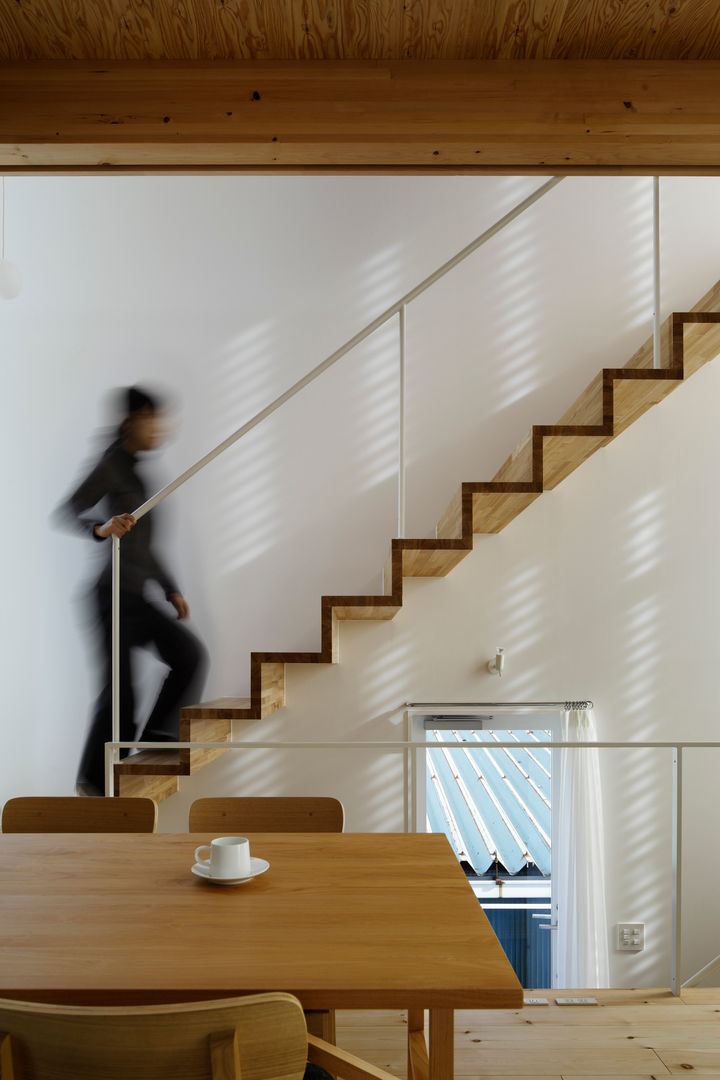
[2,174,720,987]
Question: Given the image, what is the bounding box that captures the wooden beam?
[3,60,720,170]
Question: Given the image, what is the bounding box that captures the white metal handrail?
[105,734,720,995]
[109,176,566,770]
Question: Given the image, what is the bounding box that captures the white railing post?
[411,736,418,833]
[671,745,683,994]
[398,304,407,539]
[404,709,411,833]
[653,176,661,370]
[106,535,121,797]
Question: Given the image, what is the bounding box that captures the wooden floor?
[336,989,720,1079]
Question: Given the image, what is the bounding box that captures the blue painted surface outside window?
[481,899,552,988]
[426,728,552,988]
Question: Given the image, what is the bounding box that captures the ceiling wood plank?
[557,0,720,60]
[3,59,720,170]
[491,0,573,61]
[4,0,720,60]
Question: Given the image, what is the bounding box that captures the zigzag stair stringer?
[116,296,720,800]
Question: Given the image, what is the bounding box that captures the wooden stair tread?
[325,594,401,620]
[186,696,251,710]
[116,772,179,803]
[181,697,252,719]
[330,603,401,620]
[115,751,185,775]
[401,542,471,577]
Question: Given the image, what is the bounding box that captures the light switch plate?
[617,923,645,951]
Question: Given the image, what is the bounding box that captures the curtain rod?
[405,701,593,711]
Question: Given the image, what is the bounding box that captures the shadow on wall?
[606,484,670,986]
[405,178,656,538]
[199,293,401,686]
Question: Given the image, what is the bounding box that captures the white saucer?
[191,857,269,886]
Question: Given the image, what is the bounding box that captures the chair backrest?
[189,797,344,834]
[1,797,158,834]
[0,991,307,1080]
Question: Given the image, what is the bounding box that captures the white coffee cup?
[194,836,251,879]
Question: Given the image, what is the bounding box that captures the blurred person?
[57,386,207,797]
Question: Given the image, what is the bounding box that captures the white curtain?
[554,709,609,987]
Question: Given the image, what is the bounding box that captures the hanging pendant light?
[0,176,22,300]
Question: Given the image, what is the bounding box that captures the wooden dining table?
[0,831,522,1080]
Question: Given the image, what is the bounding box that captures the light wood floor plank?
[623,1023,720,1048]
[452,1046,667,1074]
[456,1022,720,1048]
[681,988,720,1004]
[655,1052,720,1074]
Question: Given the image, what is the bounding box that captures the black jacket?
[58,440,179,599]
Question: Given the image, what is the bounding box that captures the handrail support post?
[671,745,683,995]
[653,176,661,370]
[106,535,121,798]
[398,304,407,539]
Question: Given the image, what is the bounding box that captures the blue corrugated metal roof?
[425,729,552,876]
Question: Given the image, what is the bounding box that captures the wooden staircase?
[116,282,720,803]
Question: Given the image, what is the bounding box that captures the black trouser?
[77,588,208,793]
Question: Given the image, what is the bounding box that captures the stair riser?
[116,774,178,803]
[541,433,609,490]
[609,375,681,437]
[471,490,540,533]
[260,662,285,717]
[401,547,470,577]
[179,717,231,774]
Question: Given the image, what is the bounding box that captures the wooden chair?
[0,991,397,1080]
[188,796,344,835]
[1,796,158,834]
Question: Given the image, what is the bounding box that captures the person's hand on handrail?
[168,592,190,620]
[93,513,136,539]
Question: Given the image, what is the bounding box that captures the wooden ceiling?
[3,0,720,62]
[3,1,720,171]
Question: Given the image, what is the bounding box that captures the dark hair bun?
[125,386,160,415]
